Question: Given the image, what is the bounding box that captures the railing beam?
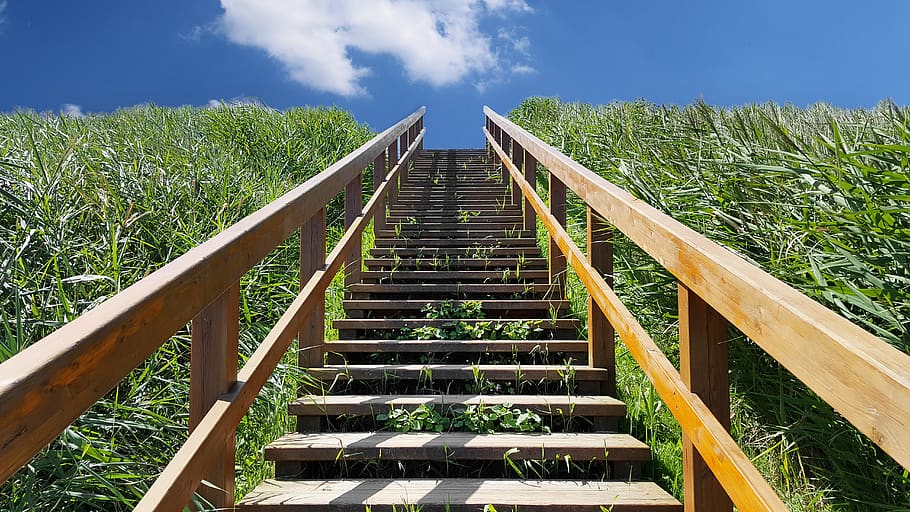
[189,282,239,510]
[679,284,733,512]
[587,208,615,396]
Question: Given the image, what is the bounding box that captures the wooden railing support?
[501,131,512,183]
[399,132,409,184]
[344,173,363,298]
[523,151,537,236]
[297,207,326,408]
[387,140,399,208]
[587,208,615,396]
[679,283,733,512]
[511,142,524,206]
[549,172,567,295]
[189,282,239,510]
[373,150,388,232]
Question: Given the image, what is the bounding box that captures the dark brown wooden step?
[370,247,541,257]
[307,364,608,382]
[332,318,581,331]
[385,223,523,231]
[360,270,549,282]
[264,432,650,462]
[290,394,624,417]
[347,283,558,296]
[373,238,537,248]
[324,339,584,353]
[362,258,547,270]
[341,299,568,312]
[238,479,682,511]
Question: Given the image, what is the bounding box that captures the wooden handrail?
[0,106,424,497]
[485,104,910,508]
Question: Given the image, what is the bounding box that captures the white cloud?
[205,97,272,110]
[511,64,536,75]
[61,104,84,118]
[218,0,534,97]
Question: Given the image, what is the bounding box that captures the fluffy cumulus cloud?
[218,0,533,96]
[61,104,85,118]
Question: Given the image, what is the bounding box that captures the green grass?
[0,103,374,510]
[510,97,910,510]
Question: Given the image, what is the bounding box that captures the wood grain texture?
[587,207,615,396]
[238,479,681,511]
[189,282,239,510]
[485,126,787,511]
[344,172,363,297]
[0,108,424,486]
[679,283,732,512]
[486,106,910,473]
[549,172,567,295]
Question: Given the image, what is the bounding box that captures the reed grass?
[510,97,910,510]
[0,103,373,510]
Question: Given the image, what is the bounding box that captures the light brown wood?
[290,394,625,417]
[238,479,682,511]
[679,283,732,512]
[0,108,424,486]
[587,207,615,396]
[190,282,239,510]
[486,106,910,473]
[485,126,787,511]
[344,172,363,297]
[132,126,425,512]
[299,208,326,372]
[264,431,651,461]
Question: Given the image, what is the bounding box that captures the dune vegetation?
[510,97,910,510]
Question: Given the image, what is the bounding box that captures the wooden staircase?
[238,149,681,511]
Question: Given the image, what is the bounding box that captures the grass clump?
[510,97,910,510]
[0,103,373,510]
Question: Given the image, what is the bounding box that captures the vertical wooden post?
[679,284,733,512]
[344,173,362,298]
[549,173,567,295]
[298,208,326,419]
[492,125,501,164]
[373,149,387,233]
[190,282,239,510]
[511,142,524,206]
[387,140,399,212]
[523,152,537,237]
[501,132,512,183]
[399,132,409,184]
[587,208,615,396]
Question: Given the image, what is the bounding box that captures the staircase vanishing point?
[238,149,682,511]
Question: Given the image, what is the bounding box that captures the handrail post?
[189,282,239,510]
[587,208,615,396]
[399,132,409,184]
[373,149,388,233]
[549,172,567,296]
[511,142,524,207]
[344,173,363,298]
[679,283,733,512]
[298,207,326,431]
[501,131,512,184]
[523,151,537,237]
[387,140,399,209]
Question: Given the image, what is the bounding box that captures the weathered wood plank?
[587,207,615,396]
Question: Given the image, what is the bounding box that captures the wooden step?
[370,247,542,257]
[341,299,568,312]
[348,283,558,297]
[389,208,522,215]
[374,238,537,248]
[264,432,651,462]
[332,318,581,331]
[362,258,547,270]
[290,394,625,417]
[324,339,585,353]
[238,479,682,511]
[360,270,549,282]
[307,364,608,381]
[385,223,523,231]
[375,230,534,239]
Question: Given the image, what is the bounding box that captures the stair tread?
[264,431,650,461]
[342,299,568,309]
[307,364,609,381]
[324,339,584,352]
[238,479,682,511]
[290,394,625,416]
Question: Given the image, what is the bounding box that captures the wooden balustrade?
[0,106,425,510]
[484,104,910,511]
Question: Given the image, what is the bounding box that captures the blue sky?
[0,1,908,148]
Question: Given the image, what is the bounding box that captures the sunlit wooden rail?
[484,106,910,511]
[0,107,425,510]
